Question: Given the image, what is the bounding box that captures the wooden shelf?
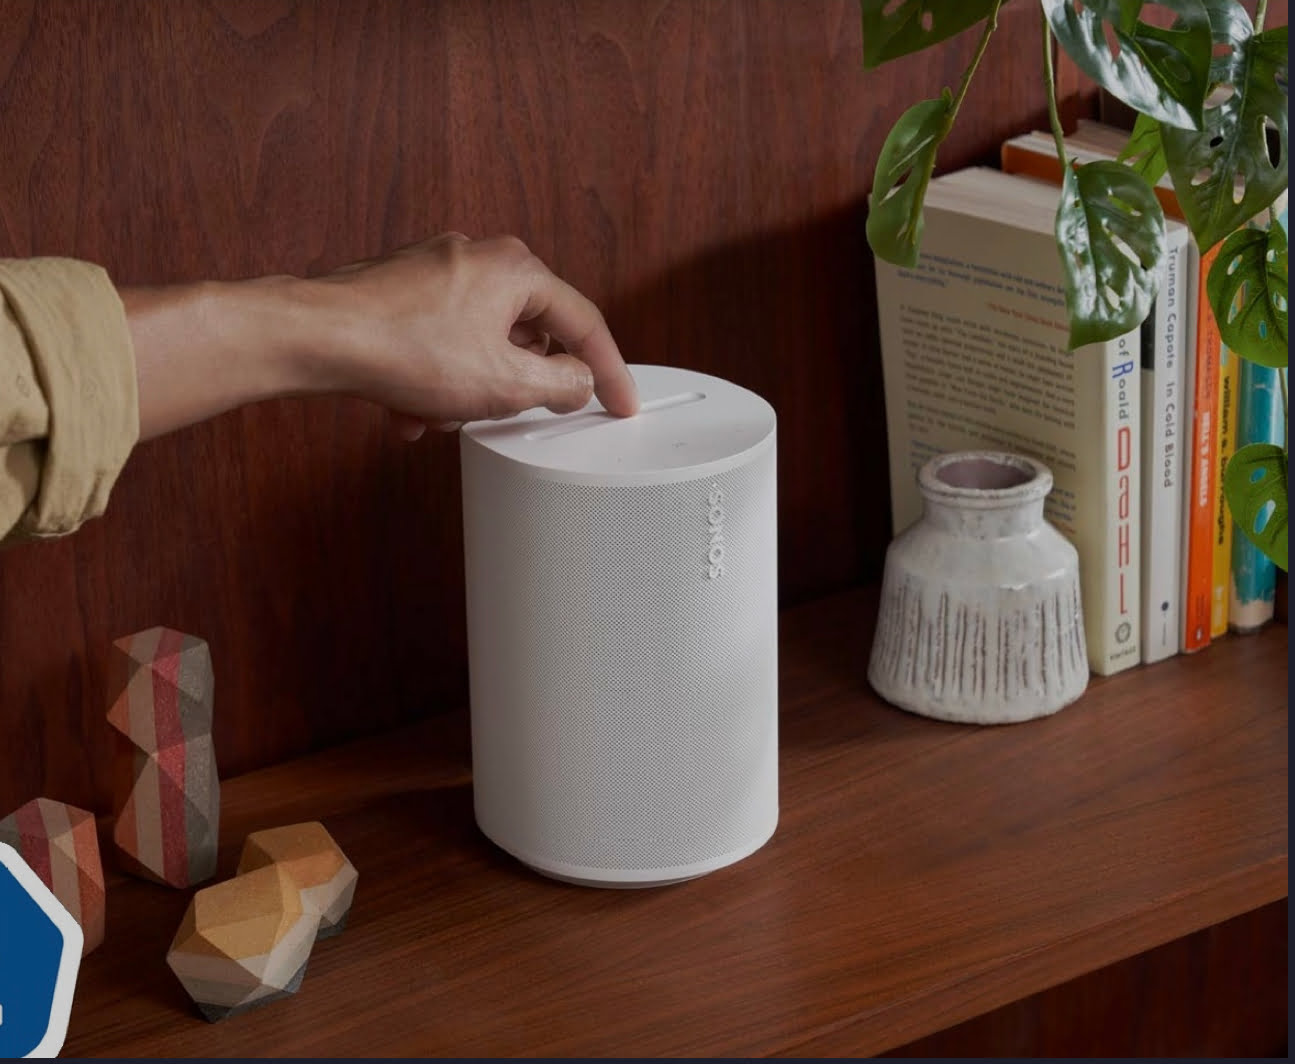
[64,586,1288,1058]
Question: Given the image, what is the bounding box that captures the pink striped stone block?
[0,797,106,955]
[107,627,219,888]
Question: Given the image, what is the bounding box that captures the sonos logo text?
[706,483,726,579]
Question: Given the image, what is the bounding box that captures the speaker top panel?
[461,365,776,482]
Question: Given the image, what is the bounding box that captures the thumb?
[503,350,596,415]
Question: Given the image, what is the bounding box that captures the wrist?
[121,273,360,441]
[209,274,349,400]
[262,274,380,401]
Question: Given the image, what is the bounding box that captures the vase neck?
[922,496,1046,538]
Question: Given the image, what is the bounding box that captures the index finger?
[516,264,639,417]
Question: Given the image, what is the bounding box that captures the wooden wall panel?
[1,0,1086,813]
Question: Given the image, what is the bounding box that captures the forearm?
[120,276,343,441]
[122,234,636,442]
[4,235,632,544]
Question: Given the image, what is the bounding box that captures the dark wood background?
[9,0,1262,817]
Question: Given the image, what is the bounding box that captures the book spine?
[1139,235,1189,664]
[1092,332,1142,675]
[1210,342,1240,636]
[1229,196,1287,633]
[1000,139,1064,184]
[1228,361,1284,633]
[1181,243,1221,653]
[1000,138,1187,222]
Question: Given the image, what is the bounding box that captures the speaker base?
[482,816,778,890]
[525,866,703,889]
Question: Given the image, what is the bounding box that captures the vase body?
[868,451,1089,724]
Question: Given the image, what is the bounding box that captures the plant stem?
[1255,0,1268,32]
[946,0,1005,123]
[1042,9,1067,167]
[894,0,1004,248]
[1281,366,1288,452]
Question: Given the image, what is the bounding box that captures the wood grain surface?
[0,0,1091,813]
[61,585,1287,1058]
[885,900,1287,1058]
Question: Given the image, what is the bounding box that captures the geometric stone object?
[237,822,358,939]
[166,863,320,1022]
[0,797,106,955]
[107,627,219,888]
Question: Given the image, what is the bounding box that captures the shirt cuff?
[0,257,140,539]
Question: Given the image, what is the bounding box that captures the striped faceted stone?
[237,822,358,939]
[107,627,219,888]
[167,863,320,1022]
[0,797,106,955]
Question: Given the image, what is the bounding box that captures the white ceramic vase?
[868,450,1089,724]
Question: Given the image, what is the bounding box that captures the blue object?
[1229,199,1288,630]
[0,843,83,1058]
[1230,360,1285,623]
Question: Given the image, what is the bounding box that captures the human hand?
[315,233,639,440]
[123,232,637,443]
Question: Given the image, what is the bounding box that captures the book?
[1228,195,1289,633]
[1176,176,1289,650]
[873,165,1142,676]
[1229,361,1286,632]
[1181,241,1222,652]
[1211,337,1241,636]
[1000,123,1186,223]
[1000,126,1194,664]
[1139,226,1194,662]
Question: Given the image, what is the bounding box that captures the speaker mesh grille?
[463,444,778,874]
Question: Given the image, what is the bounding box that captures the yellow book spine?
[1211,343,1240,637]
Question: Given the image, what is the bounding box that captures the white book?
[874,166,1142,676]
[1139,222,1193,662]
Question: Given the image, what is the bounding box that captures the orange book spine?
[1000,141,1064,184]
[999,140,1187,221]
[1182,243,1221,652]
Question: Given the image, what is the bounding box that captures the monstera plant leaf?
[867,93,953,267]
[1224,443,1289,571]
[1118,112,1170,185]
[1055,159,1167,348]
[1043,0,1213,130]
[1162,2,1289,251]
[860,0,1004,68]
[1207,223,1289,367]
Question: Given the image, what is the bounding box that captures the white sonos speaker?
[459,364,778,887]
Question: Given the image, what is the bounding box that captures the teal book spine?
[1228,360,1285,632]
[1228,197,1287,633]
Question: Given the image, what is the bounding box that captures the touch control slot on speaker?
[523,391,707,441]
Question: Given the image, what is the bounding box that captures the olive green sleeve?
[0,257,139,545]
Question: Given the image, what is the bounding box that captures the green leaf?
[866,95,953,267]
[1081,0,1148,32]
[1118,113,1170,186]
[1055,160,1167,348]
[1162,4,1288,251]
[859,0,1003,68]
[1043,0,1213,130]
[1207,223,1289,367]
[1224,442,1288,571]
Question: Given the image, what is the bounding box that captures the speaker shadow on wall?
[598,198,893,611]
